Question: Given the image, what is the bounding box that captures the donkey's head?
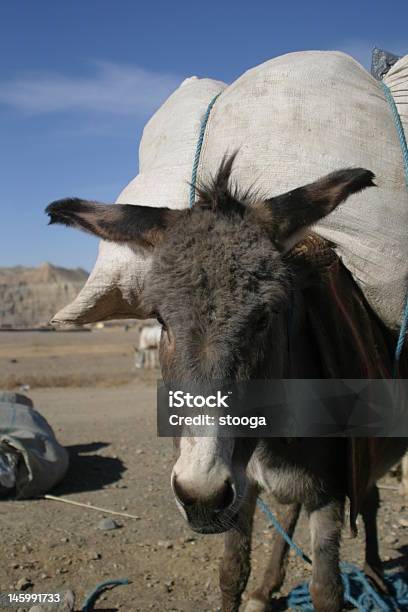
[46,156,374,533]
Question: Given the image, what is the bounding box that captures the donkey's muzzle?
[172,475,237,532]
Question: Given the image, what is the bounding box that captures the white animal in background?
[138,325,162,351]
[135,324,161,369]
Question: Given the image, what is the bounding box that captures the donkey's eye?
[153,312,167,330]
[255,311,270,332]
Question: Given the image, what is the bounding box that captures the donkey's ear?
[46,199,183,248]
[264,168,376,252]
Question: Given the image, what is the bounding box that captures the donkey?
[46,156,408,612]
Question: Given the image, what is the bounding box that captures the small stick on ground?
[43,494,141,519]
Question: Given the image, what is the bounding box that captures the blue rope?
[257,497,408,611]
[81,578,130,611]
[286,568,408,611]
[381,82,408,373]
[257,497,311,564]
[189,93,221,208]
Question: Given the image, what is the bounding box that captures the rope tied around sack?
[381,82,408,372]
[189,83,408,369]
[189,93,221,207]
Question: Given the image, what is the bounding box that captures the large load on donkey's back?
[52,50,408,332]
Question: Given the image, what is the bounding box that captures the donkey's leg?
[243,502,301,612]
[308,499,344,612]
[219,485,258,612]
[361,485,389,593]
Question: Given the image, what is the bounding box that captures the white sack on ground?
[52,51,408,331]
[0,392,69,498]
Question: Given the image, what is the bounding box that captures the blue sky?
[1,0,407,270]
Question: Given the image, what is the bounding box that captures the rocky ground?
[0,331,406,611]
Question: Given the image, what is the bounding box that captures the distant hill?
[0,263,88,328]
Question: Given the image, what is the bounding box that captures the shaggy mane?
[194,153,258,216]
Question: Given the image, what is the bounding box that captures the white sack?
[52,51,408,330]
[0,392,69,498]
[197,51,408,330]
[52,76,226,325]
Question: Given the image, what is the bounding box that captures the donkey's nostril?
[172,476,196,507]
[214,479,236,512]
[172,475,236,513]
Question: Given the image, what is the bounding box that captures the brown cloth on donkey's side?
[288,234,408,534]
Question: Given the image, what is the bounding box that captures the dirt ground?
[0,328,142,389]
[0,330,406,611]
